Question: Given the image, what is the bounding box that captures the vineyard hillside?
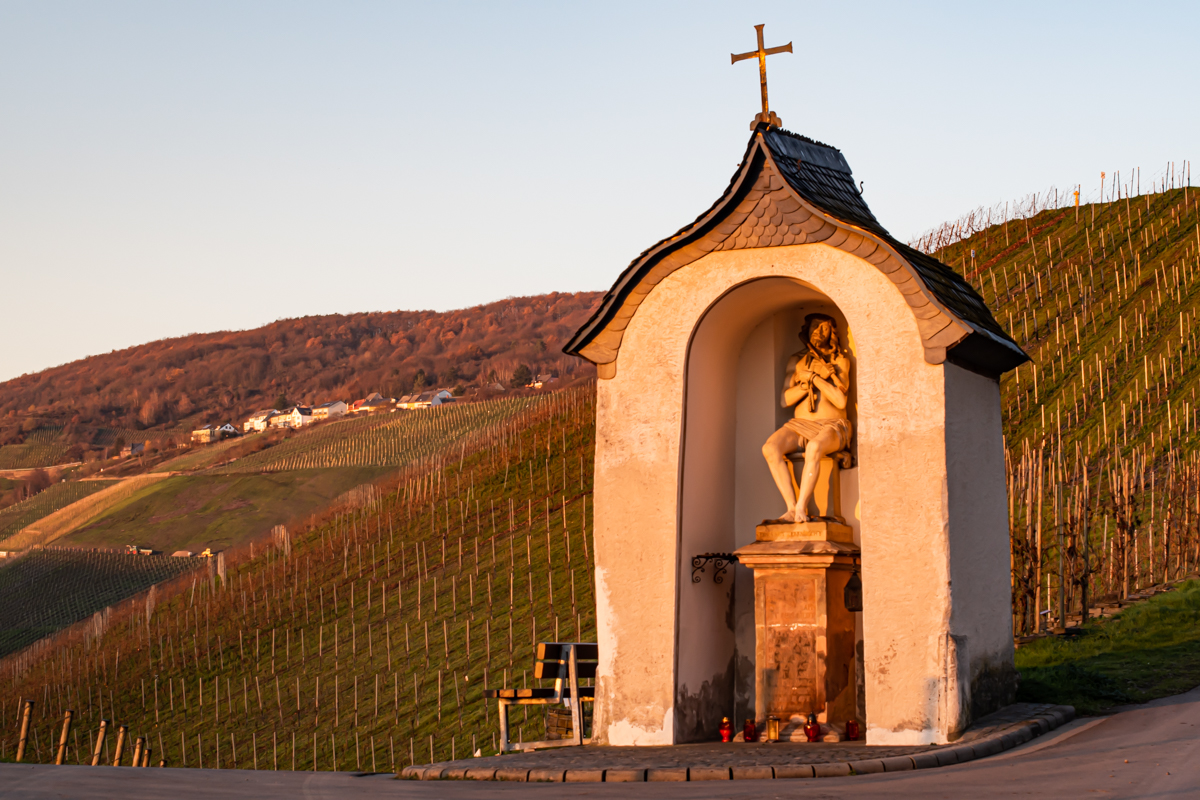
[0,395,556,555]
[925,180,1200,635]
[209,396,546,475]
[0,392,578,661]
[0,385,596,771]
[0,426,189,471]
[0,549,201,659]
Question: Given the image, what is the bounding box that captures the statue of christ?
[761,314,851,523]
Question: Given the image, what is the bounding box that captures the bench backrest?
[534,642,598,680]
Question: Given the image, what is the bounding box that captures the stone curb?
[399,704,1075,782]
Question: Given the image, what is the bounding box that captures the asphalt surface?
[2,686,1198,798]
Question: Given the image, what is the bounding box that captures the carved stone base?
[755,520,854,544]
[734,534,859,742]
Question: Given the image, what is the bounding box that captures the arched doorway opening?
[673,276,863,742]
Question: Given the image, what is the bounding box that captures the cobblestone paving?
[404,702,1069,779]
[425,740,933,772]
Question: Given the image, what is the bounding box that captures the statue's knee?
[762,441,783,461]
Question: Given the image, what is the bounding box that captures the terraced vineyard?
[0,481,115,541]
[24,427,65,444]
[0,548,202,658]
[210,396,545,474]
[0,442,72,470]
[0,474,172,551]
[0,426,190,472]
[154,436,245,473]
[0,385,595,769]
[90,426,188,448]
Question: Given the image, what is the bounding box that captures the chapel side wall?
[943,363,1018,728]
[592,360,682,746]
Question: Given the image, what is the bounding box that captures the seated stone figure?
[761,314,851,523]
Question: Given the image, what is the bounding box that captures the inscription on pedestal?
[762,574,818,717]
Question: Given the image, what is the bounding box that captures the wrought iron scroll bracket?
[692,552,737,584]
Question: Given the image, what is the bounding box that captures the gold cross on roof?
[731,24,792,128]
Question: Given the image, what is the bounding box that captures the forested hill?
[0,292,601,443]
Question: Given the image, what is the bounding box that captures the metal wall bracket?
[692,553,737,584]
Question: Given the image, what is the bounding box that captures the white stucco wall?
[591,242,1013,746]
[943,362,1016,730]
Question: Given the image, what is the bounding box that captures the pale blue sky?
[2,2,1197,382]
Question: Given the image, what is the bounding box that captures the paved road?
[3,687,1198,799]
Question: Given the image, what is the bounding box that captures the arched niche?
[675,276,862,741]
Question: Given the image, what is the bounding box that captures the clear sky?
[2,1,1197,382]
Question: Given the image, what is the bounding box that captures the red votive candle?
[804,713,821,743]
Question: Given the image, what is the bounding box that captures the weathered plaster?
[607,708,675,747]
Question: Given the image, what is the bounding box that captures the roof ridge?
[760,125,841,153]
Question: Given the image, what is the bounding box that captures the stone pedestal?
[734,521,859,739]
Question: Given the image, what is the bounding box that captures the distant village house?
[192,424,238,444]
[243,409,278,433]
[312,400,348,420]
[350,392,394,414]
[119,442,146,458]
[396,389,454,409]
[269,406,314,429]
[191,425,219,444]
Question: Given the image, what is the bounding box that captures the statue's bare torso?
[761,317,851,523]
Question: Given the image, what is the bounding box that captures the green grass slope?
[154,437,247,473]
[1015,579,1200,714]
[0,385,594,770]
[61,469,390,554]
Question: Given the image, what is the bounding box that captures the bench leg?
[568,646,583,746]
[498,699,510,753]
[569,696,582,747]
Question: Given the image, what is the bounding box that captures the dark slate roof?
[761,128,1019,353]
[760,128,887,237]
[565,125,1028,375]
